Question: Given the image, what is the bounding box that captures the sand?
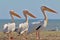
[0,31,60,40]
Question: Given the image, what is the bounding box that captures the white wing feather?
[8,23,15,32]
[28,21,44,34]
[3,23,15,33]
[19,22,28,34]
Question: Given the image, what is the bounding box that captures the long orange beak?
[41,6,57,14]
[23,10,36,18]
[10,10,21,18]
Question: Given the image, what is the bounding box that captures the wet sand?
[0,31,60,40]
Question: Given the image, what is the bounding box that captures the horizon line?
[0,19,60,20]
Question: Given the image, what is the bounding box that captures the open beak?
[41,6,57,14]
[23,10,36,18]
[10,10,21,18]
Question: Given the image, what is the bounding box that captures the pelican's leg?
[6,33,10,40]
[9,32,14,40]
[22,34,27,40]
[6,33,9,38]
[5,33,9,40]
[6,32,13,40]
[36,30,40,40]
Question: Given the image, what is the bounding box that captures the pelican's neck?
[43,12,48,27]
[10,14,14,23]
[43,12,48,22]
[25,15,28,23]
[26,17,28,23]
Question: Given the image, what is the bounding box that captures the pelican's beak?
[41,6,57,14]
[10,10,21,18]
[23,10,36,18]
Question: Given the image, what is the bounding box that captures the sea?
[0,19,60,32]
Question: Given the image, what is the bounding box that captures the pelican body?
[17,10,36,35]
[27,6,57,40]
[3,10,21,33]
[28,6,57,34]
[3,23,15,33]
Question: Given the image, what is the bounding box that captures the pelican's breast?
[8,23,15,32]
[19,22,28,28]
[19,22,28,34]
[43,20,48,27]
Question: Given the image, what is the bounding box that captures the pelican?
[17,10,36,40]
[3,10,21,40]
[28,6,57,40]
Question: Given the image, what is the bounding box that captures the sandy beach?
[0,31,60,40]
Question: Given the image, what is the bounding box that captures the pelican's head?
[10,10,21,18]
[23,10,36,18]
[41,6,57,14]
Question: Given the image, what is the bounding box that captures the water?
[0,19,60,31]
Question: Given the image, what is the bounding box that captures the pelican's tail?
[41,6,57,13]
[14,28,18,32]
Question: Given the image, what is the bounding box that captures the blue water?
[0,19,60,31]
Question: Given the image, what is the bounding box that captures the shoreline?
[0,31,60,40]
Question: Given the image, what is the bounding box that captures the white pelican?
[3,10,21,40]
[3,10,21,33]
[28,6,57,40]
[16,10,36,40]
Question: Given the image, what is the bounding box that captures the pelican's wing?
[19,23,28,34]
[23,10,36,18]
[10,10,21,18]
[8,23,15,32]
[28,21,43,34]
